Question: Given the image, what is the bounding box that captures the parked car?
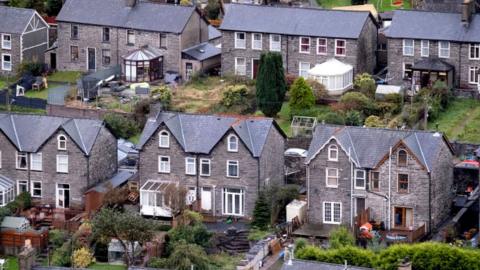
[284,148,308,158]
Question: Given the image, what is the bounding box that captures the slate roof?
[219,4,372,39]
[137,112,284,157]
[208,25,222,40]
[386,9,480,42]
[281,259,373,270]
[57,0,196,34]
[0,6,36,34]
[413,58,454,72]
[0,113,105,155]
[306,125,453,172]
[182,42,221,61]
[87,170,136,193]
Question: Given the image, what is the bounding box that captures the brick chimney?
[462,0,475,27]
[125,0,136,8]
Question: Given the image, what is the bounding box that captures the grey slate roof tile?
[182,42,221,61]
[0,113,104,155]
[137,112,282,157]
[0,6,35,34]
[219,4,371,39]
[57,0,196,34]
[307,125,450,171]
[386,9,480,42]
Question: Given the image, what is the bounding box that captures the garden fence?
[0,90,47,110]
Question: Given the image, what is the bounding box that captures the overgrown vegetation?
[328,226,355,249]
[103,113,140,139]
[289,77,316,117]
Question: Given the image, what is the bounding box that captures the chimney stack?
[125,0,136,8]
[462,0,474,27]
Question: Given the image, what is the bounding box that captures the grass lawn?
[428,98,480,143]
[3,257,19,270]
[171,76,227,113]
[48,71,82,83]
[89,263,126,270]
[318,0,411,11]
[0,105,46,114]
[24,82,63,100]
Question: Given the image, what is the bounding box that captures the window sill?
[397,190,409,194]
[200,174,210,177]
[334,54,346,57]
[70,38,79,41]
[327,159,338,162]
[326,185,339,188]
[102,41,111,44]
[1,47,11,50]
[323,222,341,225]
[226,176,239,179]
[56,172,69,174]
[299,51,310,54]
[127,43,135,46]
[16,168,28,170]
[158,171,170,174]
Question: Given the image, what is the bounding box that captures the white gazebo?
[307,58,354,96]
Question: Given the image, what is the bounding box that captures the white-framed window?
[326,168,338,188]
[234,32,246,49]
[439,41,450,58]
[57,135,67,150]
[31,181,42,198]
[234,57,246,76]
[420,40,429,57]
[398,149,408,166]
[17,180,28,194]
[158,155,170,173]
[159,130,170,148]
[317,38,327,55]
[16,152,28,170]
[30,153,42,171]
[470,44,480,60]
[335,39,346,56]
[323,202,341,224]
[200,159,211,176]
[403,39,414,56]
[227,134,239,152]
[127,29,135,45]
[1,53,12,71]
[227,160,239,178]
[299,37,311,53]
[56,155,69,173]
[223,188,244,216]
[252,33,262,50]
[469,66,480,84]
[1,34,11,50]
[328,144,338,161]
[141,188,163,208]
[298,62,310,78]
[354,169,366,189]
[185,157,196,175]
[269,34,281,52]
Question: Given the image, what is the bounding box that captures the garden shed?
[375,84,403,99]
[0,217,29,232]
[307,58,353,95]
[0,175,14,207]
[108,238,140,263]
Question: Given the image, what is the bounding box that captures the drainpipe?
[428,172,432,233]
[257,159,261,192]
[195,154,200,210]
[388,146,392,230]
[349,147,354,227]
[306,164,310,212]
[286,36,289,74]
[86,155,90,188]
[116,28,119,66]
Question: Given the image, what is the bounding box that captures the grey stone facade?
[306,129,453,233]
[0,123,117,209]
[138,122,285,218]
[387,38,480,89]
[56,10,208,76]
[220,18,377,78]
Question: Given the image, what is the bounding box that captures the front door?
[56,184,70,208]
[252,59,260,79]
[356,198,365,216]
[50,52,57,70]
[185,62,193,81]
[420,72,430,88]
[201,187,212,211]
[87,48,96,71]
[394,207,413,229]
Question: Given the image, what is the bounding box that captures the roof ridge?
[9,115,21,151]
[228,2,371,14]
[414,132,430,172]
[244,120,256,155]
[72,119,88,153]
[318,123,443,135]
[345,127,360,167]
[0,5,36,12]
[177,114,187,151]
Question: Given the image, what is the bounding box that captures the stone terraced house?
[0,6,49,76]
[56,0,209,82]
[305,125,454,236]
[0,113,117,209]
[136,111,286,218]
[385,3,480,90]
[219,4,378,94]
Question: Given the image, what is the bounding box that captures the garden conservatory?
[0,175,15,207]
[308,58,353,96]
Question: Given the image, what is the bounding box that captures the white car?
[284,148,308,158]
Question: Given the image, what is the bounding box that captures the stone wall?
[0,33,21,76]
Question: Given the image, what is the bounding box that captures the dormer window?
[159,131,170,148]
[328,144,338,161]
[398,149,407,167]
[227,135,238,152]
[57,135,67,150]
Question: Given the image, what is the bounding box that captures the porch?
[409,58,454,93]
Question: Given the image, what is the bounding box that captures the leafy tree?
[364,115,384,128]
[306,79,328,103]
[354,73,376,98]
[92,208,155,266]
[167,210,212,253]
[251,191,271,230]
[205,0,221,20]
[46,0,62,16]
[289,77,315,116]
[167,240,211,270]
[256,52,287,117]
[103,113,140,139]
[328,226,355,249]
[49,229,68,249]
[264,185,299,224]
[51,241,72,267]
[345,110,362,126]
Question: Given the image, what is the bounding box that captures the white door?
[201,187,212,211]
[56,184,70,208]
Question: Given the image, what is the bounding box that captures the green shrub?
[329,226,355,249]
[15,192,32,210]
[221,85,250,107]
[247,228,271,241]
[72,247,94,268]
[384,93,403,104]
[345,110,362,126]
[151,86,172,109]
[167,223,212,253]
[51,241,72,267]
[306,79,328,103]
[339,92,372,112]
[364,115,384,128]
[296,245,375,268]
[0,207,11,223]
[49,229,68,249]
[294,238,308,251]
[353,73,376,98]
[103,113,140,139]
[148,257,169,268]
[289,77,315,116]
[321,112,345,125]
[251,191,270,230]
[16,62,45,77]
